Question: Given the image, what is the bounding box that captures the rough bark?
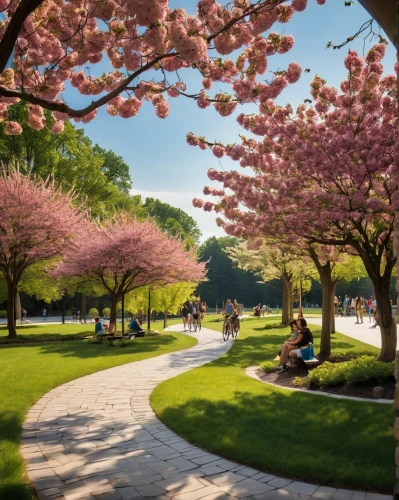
[110,295,119,334]
[164,311,168,329]
[308,248,335,360]
[15,291,21,324]
[319,273,335,359]
[281,273,293,325]
[374,281,397,362]
[7,283,17,338]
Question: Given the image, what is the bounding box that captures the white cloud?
[131,188,226,243]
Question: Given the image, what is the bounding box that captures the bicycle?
[231,317,239,338]
[222,315,239,341]
[222,315,232,341]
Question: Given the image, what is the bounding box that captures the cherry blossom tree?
[190,43,398,361]
[53,214,206,332]
[0,0,326,134]
[0,169,85,338]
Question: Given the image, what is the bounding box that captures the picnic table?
[95,331,145,346]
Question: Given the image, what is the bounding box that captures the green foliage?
[292,376,306,387]
[102,307,111,317]
[197,236,275,307]
[307,356,394,388]
[143,197,201,247]
[89,308,99,318]
[260,361,277,373]
[0,310,7,318]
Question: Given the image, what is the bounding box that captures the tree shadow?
[35,334,179,359]
[156,390,394,493]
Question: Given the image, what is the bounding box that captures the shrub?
[102,307,110,317]
[261,361,278,373]
[0,310,7,318]
[89,308,99,318]
[292,376,306,387]
[307,356,394,388]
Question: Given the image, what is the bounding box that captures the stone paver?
[23,325,391,499]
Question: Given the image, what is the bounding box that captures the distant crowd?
[334,295,379,327]
[253,304,272,316]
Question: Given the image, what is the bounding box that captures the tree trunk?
[282,274,290,325]
[330,303,335,334]
[15,291,22,325]
[288,280,293,321]
[81,294,86,324]
[374,281,397,362]
[164,310,167,329]
[147,290,151,331]
[7,282,17,338]
[319,273,335,359]
[308,248,336,359]
[110,295,118,334]
[62,289,66,324]
[121,294,125,335]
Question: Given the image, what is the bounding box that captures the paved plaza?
[308,317,397,350]
[22,325,391,500]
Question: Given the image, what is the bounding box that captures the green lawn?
[151,315,394,493]
[0,325,197,500]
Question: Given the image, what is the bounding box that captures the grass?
[151,315,394,493]
[0,325,197,500]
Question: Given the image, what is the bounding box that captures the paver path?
[308,317,397,350]
[22,326,390,500]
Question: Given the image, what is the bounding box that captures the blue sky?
[73,1,396,242]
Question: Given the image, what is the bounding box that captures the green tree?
[227,241,313,325]
[93,145,132,195]
[196,236,272,309]
[143,198,201,247]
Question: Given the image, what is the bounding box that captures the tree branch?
[0,0,45,73]
[0,52,176,116]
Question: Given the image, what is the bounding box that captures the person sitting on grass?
[128,317,144,334]
[94,317,104,336]
[277,318,314,372]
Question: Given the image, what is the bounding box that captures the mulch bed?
[257,368,395,401]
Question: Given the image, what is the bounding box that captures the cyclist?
[232,299,240,330]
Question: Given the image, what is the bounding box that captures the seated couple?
[277,318,314,372]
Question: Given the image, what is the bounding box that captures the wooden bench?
[107,333,136,346]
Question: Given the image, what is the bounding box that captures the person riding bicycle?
[232,299,240,330]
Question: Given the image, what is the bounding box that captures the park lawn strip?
[0,330,197,500]
[151,316,394,493]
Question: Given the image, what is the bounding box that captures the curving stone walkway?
[22,326,390,500]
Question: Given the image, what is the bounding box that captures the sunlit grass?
[151,315,393,492]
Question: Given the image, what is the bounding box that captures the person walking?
[355,294,363,324]
[42,308,47,321]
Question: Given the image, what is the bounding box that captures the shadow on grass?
[155,389,395,492]
[34,334,179,358]
[0,410,33,500]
